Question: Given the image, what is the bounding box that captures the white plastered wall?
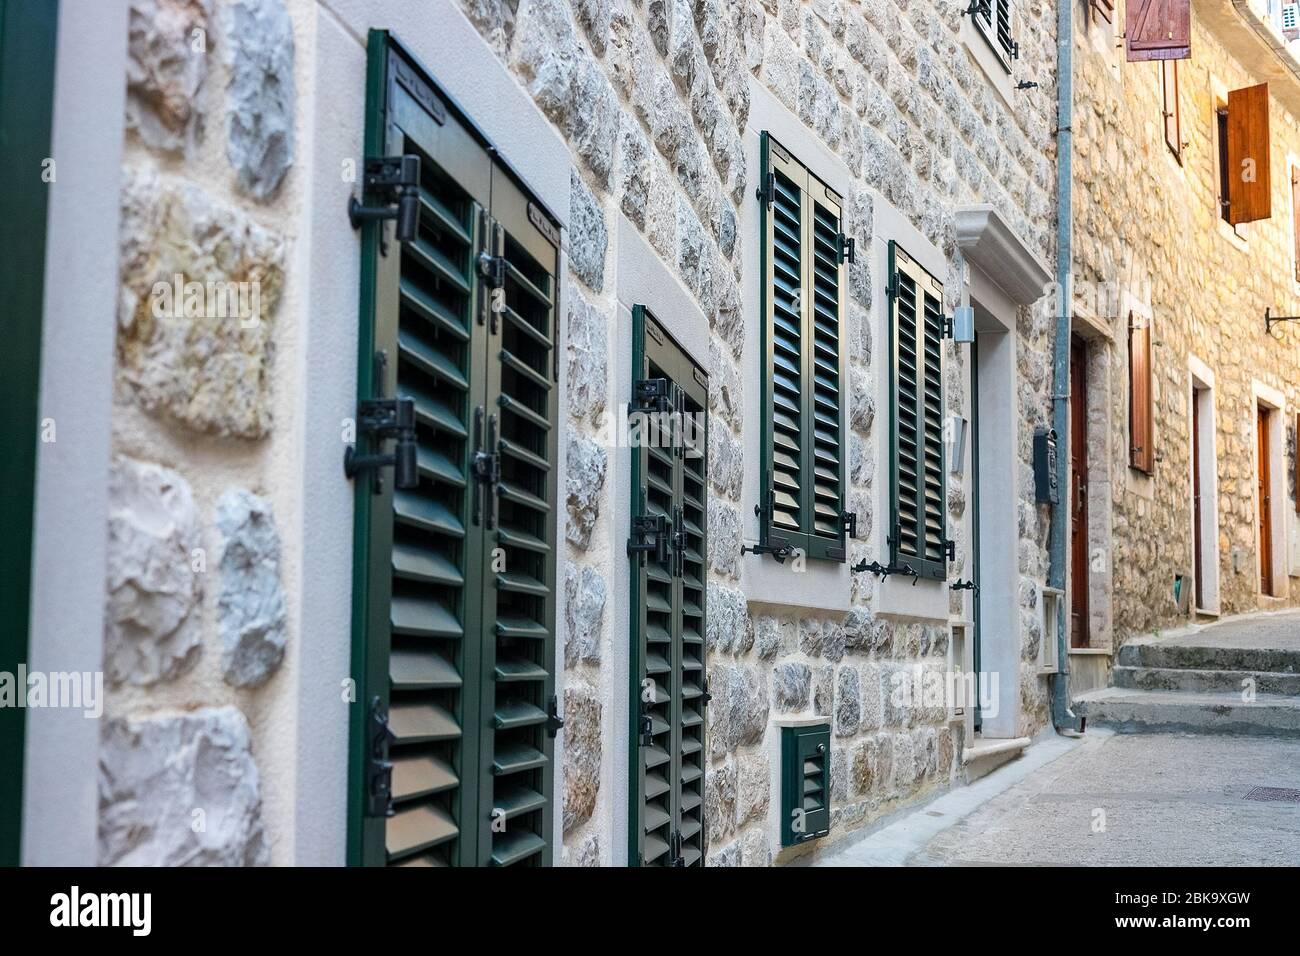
[22,0,129,866]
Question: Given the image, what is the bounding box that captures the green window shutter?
[758,132,849,563]
[350,31,560,868]
[780,724,830,847]
[628,306,708,867]
[887,241,947,581]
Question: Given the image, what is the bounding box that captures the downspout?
[1049,0,1084,732]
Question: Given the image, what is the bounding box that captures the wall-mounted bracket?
[1265,308,1300,335]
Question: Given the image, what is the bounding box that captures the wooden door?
[1069,337,1090,648]
[1192,392,1204,609]
[1258,407,1274,595]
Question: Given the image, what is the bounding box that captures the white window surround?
[960,15,1014,107]
[295,0,573,863]
[1188,355,1222,615]
[610,213,712,866]
[739,77,855,614]
[1252,379,1289,596]
[1211,76,1252,251]
[22,0,127,865]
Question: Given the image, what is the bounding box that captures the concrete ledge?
[1075,687,1300,737]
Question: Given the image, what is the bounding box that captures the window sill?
[874,573,948,624]
[740,546,853,614]
[1217,217,1249,252]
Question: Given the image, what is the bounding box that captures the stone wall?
[96,0,1063,866]
[1073,7,1300,647]
[101,0,298,865]
[463,0,1063,865]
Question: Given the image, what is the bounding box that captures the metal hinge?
[756,171,775,207]
[836,233,856,265]
[840,509,858,539]
[344,351,419,494]
[671,505,686,577]
[1010,39,1020,60]
[546,694,564,738]
[471,408,500,529]
[477,250,506,289]
[743,488,795,562]
[702,676,712,708]
[669,830,685,867]
[365,696,396,818]
[348,155,422,253]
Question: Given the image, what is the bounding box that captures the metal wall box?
[1033,427,1058,504]
[780,723,831,847]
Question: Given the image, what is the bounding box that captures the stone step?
[1112,664,1300,696]
[1117,640,1300,674]
[1074,687,1300,737]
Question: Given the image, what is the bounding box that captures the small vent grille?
[780,723,831,847]
[1244,786,1300,803]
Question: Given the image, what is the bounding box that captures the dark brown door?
[1258,407,1274,595]
[1069,336,1089,648]
[1192,392,1204,609]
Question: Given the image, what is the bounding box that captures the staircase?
[1073,613,1300,737]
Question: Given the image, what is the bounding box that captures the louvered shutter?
[887,242,947,581]
[629,306,708,867]
[350,31,559,868]
[973,0,1016,65]
[1092,0,1114,24]
[780,724,830,847]
[1126,0,1191,62]
[1227,83,1272,225]
[1292,169,1300,283]
[758,132,848,563]
[1128,312,1154,474]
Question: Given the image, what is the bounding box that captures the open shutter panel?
[888,242,946,580]
[1092,0,1115,24]
[1292,170,1300,284]
[1227,83,1272,225]
[629,307,708,867]
[351,32,559,868]
[758,133,847,561]
[1128,313,1154,474]
[1126,0,1191,62]
[995,0,1014,60]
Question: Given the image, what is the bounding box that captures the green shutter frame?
[0,0,60,866]
[629,306,709,867]
[780,723,830,847]
[887,241,947,581]
[349,31,560,867]
[758,132,848,563]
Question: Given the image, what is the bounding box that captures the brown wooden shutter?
[1291,169,1300,282]
[1126,0,1191,62]
[1128,312,1154,474]
[1092,0,1115,24]
[1161,60,1181,161]
[1227,83,1272,225]
[1295,412,1300,515]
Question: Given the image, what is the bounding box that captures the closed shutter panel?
[887,242,947,580]
[629,306,708,867]
[477,168,559,867]
[1128,312,1154,474]
[758,133,848,563]
[350,32,559,868]
[1126,0,1191,61]
[1227,83,1272,225]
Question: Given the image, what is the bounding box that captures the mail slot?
[1034,427,1058,504]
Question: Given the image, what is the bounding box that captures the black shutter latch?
[546,695,564,738]
[638,705,655,747]
[348,155,421,247]
[477,249,506,289]
[743,489,795,562]
[756,171,775,207]
[944,538,956,562]
[345,351,418,494]
[628,514,671,565]
[701,676,712,708]
[840,509,859,539]
[633,377,672,413]
[365,696,397,818]
[669,830,686,867]
[951,579,979,593]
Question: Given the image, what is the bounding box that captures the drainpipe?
[1049,0,1084,733]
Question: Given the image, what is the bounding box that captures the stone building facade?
[1069,0,1300,691]
[12,0,1071,866]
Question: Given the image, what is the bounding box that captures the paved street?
[818,611,1300,867]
